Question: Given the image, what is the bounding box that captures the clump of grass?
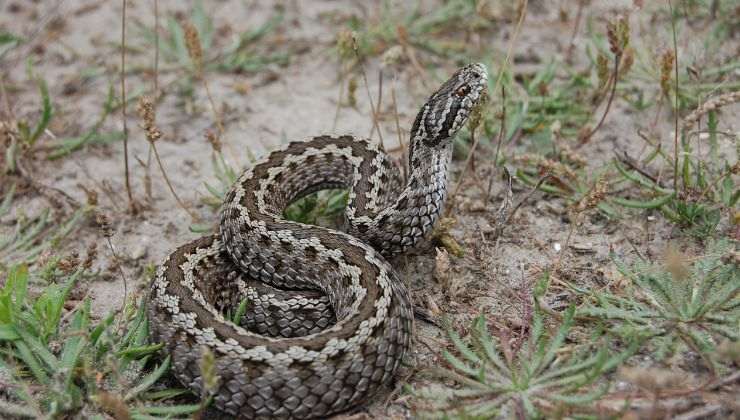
[577,239,739,373]
[2,74,51,173]
[284,190,348,228]
[338,0,499,65]
[414,301,639,418]
[0,264,199,418]
[47,84,123,160]
[0,184,88,271]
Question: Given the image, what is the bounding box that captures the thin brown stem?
[332,64,346,133]
[565,0,586,64]
[354,47,384,147]
[579,53,620,145]
[447,0,527,208]
[105,237,128,329]
[668,0,680,193]
[493,86,506,168]
[390,74,407,183]
[145,0,160,203]
[120,0,134,211]
[151,144,199,220]
[154,0,159,96]
[202,76,241,163]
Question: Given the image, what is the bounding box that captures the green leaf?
[550,382,609,404]
[0,324,19,340]
[610,193,674,209]
[442,350,480,378]
[116,343,163,359]
[28,78,53,146]
[132,403,201,416]
[16,327,58,372]
[124,356,171,401]
[13,340,49,384]
[0,31,23,58]
[532,305,575,376]
[231,297,249,324]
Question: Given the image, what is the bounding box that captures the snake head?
[412,62,488,147]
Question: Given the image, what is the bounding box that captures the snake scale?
[148,63,488,419]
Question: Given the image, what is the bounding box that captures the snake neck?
[361,139,453,257]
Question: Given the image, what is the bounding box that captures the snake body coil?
[148,63,488,418]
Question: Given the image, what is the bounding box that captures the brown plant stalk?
[137,96,199,220]
[183,21,241,164]
[447,0,528,207]
[120,0,135,212]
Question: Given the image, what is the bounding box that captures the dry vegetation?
[0,0,738,419]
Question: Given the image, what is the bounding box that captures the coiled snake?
[148,63,488,418]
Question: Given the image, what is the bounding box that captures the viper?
[148,63,488,418]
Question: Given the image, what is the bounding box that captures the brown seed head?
[83,243,98,270]
[596,53,610,92]
[58,251,80,274]
[660,49,675,97]
[204,129,222,153]
[347,77,358,107]
[620,46,634,76]
[336,29,355,61]
[575,176,608,213]
[182,21,203,72]
[95,212,114,238]
[136,96,162,143]
[606,16,629,57]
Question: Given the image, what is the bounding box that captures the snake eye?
[455,85,470,97]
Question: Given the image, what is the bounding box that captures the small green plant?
[48,84,123,160]
[0,185,87,271]
[137,0,213,71]
[341,0,498,63]
[284,190,348,227]
[202,152,239,209]
[578,239,739,371]
[0,31,22,58]
[414,305,638,418]
[3,76,52,173]
[0,264,199,418]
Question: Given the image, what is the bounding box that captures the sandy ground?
[1,0,738,418]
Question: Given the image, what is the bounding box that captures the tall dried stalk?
[182,21,240,164]
[448,0,528,207]
[578,16,629,145]
[144,0,160,202]
[390,74,407,182]
[137,97,199,220]
[668,0,679,192]
[120,0,134,211]
[351,34,385,148]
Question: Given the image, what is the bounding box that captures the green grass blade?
[28,78,53,145]
[13,340,49,384]
[124,356,171,401]
[132,403,201,416]
[16,327,58,372]
[532,306,575,376]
